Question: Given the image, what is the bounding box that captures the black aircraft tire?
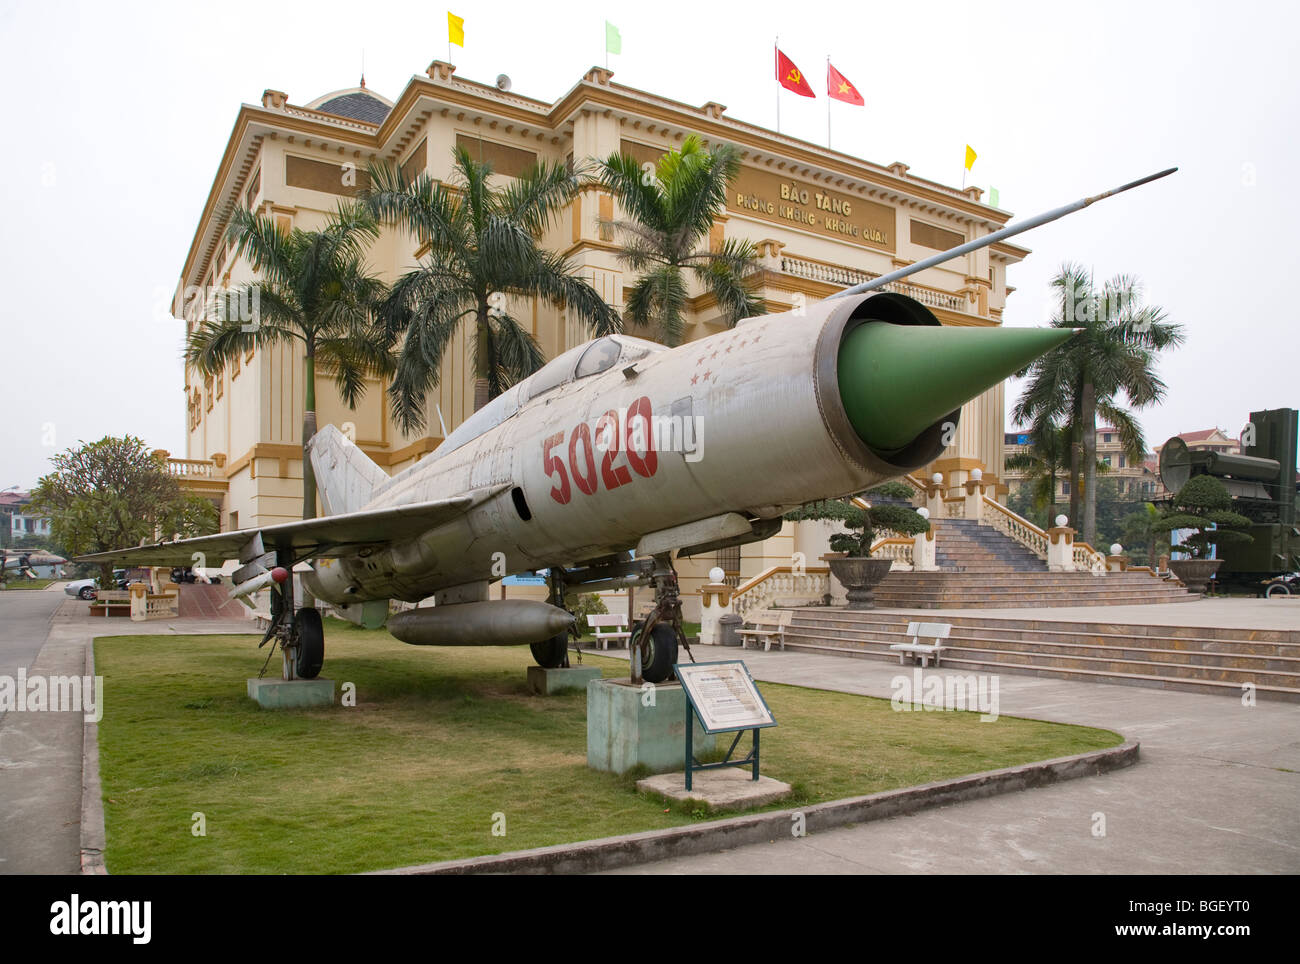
[530,631,568,668]
[295,607,325,679]
[641,623,678,684]
[1266,582,1291,598]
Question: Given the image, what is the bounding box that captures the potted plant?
[1154,476,1252,594]
[783,481,930,609]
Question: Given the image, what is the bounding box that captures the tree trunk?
[473,300,491,411]
[302,338,317,521]
[1081,380,1097,545]
[1068,420,1081,530]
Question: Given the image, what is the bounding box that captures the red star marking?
[690,374,699,385]
[697,356,705,365]
[751,335,762,343]
[711,351,718,359]
[703,369,712,381]
[739,339,747,347]
[725,345,733,353]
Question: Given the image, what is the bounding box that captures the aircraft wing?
[76,490,495,568]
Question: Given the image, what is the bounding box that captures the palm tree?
[363,149,621,429]
[597,134,765,346]
[186,204,391,520]
[1012,263,1184,545]
[1005,420,1073,525]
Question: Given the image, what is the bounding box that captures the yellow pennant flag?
[964,144,977,171]
[448,12,465,47]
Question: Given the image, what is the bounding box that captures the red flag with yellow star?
[827,62,864,105]
[776,48,815,97]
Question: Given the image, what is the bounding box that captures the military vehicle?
[1158,407,1299,592]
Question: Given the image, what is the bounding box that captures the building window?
[1062,481,1071,495]
[245,167,261,209]
[1103,433,1112,443]
[1102,456,1111,467]
[716,545,740,586]
[1118,454,1125,468]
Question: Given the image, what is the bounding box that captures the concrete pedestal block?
[587,679,715,775]
[637,769,792,811]
[247,677,335,709]
[527,665,602,695]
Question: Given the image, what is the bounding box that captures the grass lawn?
[1,578,56,590]
[95,620,1121,874]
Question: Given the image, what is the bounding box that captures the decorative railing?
[780,257,876,288]
[869,537,914,569]
[283,104,381,133]
[1073,542,1108,574]
[981,497,1049,559]
[778,258,969,313]
[774,257,972,313]
[732,565,830,619]
[144,592,180,619]
[166,458,218,479]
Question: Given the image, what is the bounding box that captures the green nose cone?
[838,323,1078,453]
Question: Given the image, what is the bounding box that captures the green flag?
[989,186,1000,208]
[605,21,621,55]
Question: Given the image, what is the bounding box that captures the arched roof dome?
[304,86,393,125]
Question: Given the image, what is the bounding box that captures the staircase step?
[762,605,1300,700]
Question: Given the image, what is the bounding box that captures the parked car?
[64,578,97,600]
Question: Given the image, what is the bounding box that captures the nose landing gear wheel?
[632,621,678,684]
[530,631,569,669]
[294,607,325,679]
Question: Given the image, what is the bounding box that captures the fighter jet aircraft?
[81,169,1174,683]
[1,548,68,582]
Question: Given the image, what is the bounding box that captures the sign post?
[675,661,777,791]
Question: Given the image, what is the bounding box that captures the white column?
[1047,516,1076,572]
[699,568,733,645]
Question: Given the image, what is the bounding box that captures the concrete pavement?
[0,590,254,874]
[603,643,1300,873]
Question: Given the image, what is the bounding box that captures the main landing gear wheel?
[1265,582,1291,598]
[634,621,678,684]
[530,631,569,669]
[294,607,325,679]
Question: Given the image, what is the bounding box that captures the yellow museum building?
[172,61,1030,611]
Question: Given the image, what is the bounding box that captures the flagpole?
[774,38,780,134]
[826,57,831,148]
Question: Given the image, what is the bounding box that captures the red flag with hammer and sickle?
[776,48,815,97]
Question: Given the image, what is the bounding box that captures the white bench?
[890,621,951,667]
[587,613,632,650]
[738,609,793,652]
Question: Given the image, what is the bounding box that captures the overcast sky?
[1,0,1297,489]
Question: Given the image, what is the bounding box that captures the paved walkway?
[0,592,254,874]
[602,643,1300,874]
[881,595,1300,630]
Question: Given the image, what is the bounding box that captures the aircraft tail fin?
[307,424,390,515]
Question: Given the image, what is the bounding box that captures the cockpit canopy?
[433,335,665,459]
